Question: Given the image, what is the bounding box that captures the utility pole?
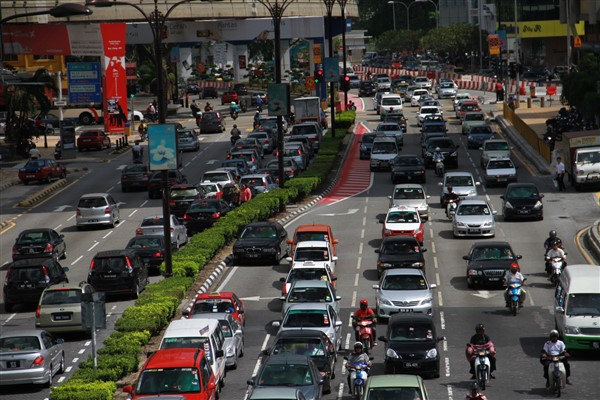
[514,0,520,107]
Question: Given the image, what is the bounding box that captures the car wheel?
[122,186,127,192]
[58,352,65,374]
[60,171,66,180]
[132,282,140,300]
[76,225,83,231]
[109,217,115,229]
[43,371,52,388]
[467,279,475,289]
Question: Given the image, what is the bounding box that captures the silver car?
[439,172,480,206]
[0,329,65,386]
[248,131,275,154]
[452,199,497,238]
[372,268,436,319]
[437,82,457,99]
[388,184,430,220]
[176,129,200,152]
[191,312,244,369]
[280,279,341,317]
[240,173,278,194]
[75,193,120,230]
[135,214,188,249]
[374,122,404,146]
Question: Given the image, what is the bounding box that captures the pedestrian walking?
[495,81,504,102]
[555,156,566,192]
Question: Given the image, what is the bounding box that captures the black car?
[384,113,408,132]
[390,154,426,184]
[378,313,444,378]
[3,258,69,312]
[420,132,447,151]
[169,184,207,219]
[423,137,459,168]
[199,111,225,134]
[463,241,522,288]
[125,235,167,274]
[87,249,148,299]
[183,199,231,234]
[359,133,377,160]
[375,236,426,278]
[233,222,289,265]
[121,164,151,192]
[262,329,336,394]
[200,86,218,99]
[147,170,187,199]
[467,127,495,149]
[12,228,66,262]
[501,183,544,221]
[358,81,377,97]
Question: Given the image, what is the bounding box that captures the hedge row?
[49,126,350,400]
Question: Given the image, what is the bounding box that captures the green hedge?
[334,110,356,129]
[49,127,349,399]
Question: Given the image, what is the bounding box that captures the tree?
[374,30,422,54]
[420,23,479,64]
[561,53,600,122]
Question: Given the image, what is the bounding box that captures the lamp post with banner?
[323,0,336,138]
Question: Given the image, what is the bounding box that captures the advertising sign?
[148,124,179,171]
[488,34,500,55]
[101,23,129,134]
[239,55,247,69]
[67,63,102,105]
[313,44,322,64]
[324,58,339,83]
[267,83,290,117]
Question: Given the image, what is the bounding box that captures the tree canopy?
[561,53,600,121]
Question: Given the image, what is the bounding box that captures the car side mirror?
[374,249,380,253]
[462,255,469,260]
[500,195,505,200]
[247,378,255,386]
[430,284,437,289]
[262,348,270,356]
[336,296,341,301]
[279,296,285,301]
[516,255,523,259]
[475,182,481,186]
[378,336,388,342]
[387,196,392,199]
[421,248,427,252]
[279,277,286,282]
[372,284,380,290]
[540,194,545,198]
[123,385,133,394]
[285,257,292,262]
[438,336,446,342]
[55,338,65,345]
[437,182,443,186]
[335,320,343,327]
[332,256,338,262]
[62,267,69,273]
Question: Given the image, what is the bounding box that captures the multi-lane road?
[1,90,599,400]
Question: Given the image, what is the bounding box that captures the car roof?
[44,281,91,291]
[458,199,488,205]
[295,241,331,248]
[286,303,330,311]
[393,183,425,189]
[366,374,423,388]
[275,329,329,340]
[18,228,54,234]
[295,224,332,232]
[0,329,46,339]
[196,291,237,300]
[388,206,419,213]
[245,221,279,228]
[470,241,512,249]
[7,258,55,268]
[444,171,474,177]
[263,353,313,364]
[94,249,137,258]
[383,268,425,277]
[290,280,330,289]
[145,348,206,369]
[382,236,420,244]
[79,193,109,199]
[506,182,538,189]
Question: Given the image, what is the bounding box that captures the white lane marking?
[529,291,535,306]
[351,291,357,307]
[434,256,439,269]
[65,366,73,373]
[362,216,366,226]
[78,349,86,354]
[356,257,362,270]
[436,273,441,286]
[485,194,491,202]
[358,242,363,255]
[217,266,238,291]
[102,231,113,239]
[354,273,359,286]
[429,228,434,239]
[438,291,444,306]
[0,314,16,326]
[71,256,83,266]
[87,242,99,252]
[72,358,79,363]
[440,311,446,329]
[84,341,91,346]
[431,242,436,253]
[363,205,368,213]
[445,358,452,378]
[139,200,148,208]
[107,186,114,192]
[361,228,365,239]
[128,209,138,218]
[57,376,66,383]
[67,215,75,221]
[54,224,62,230]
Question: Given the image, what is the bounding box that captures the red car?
[221,91,239,105]
[18,158,67,184]
[77,130,111,151]
[183,291,245,326]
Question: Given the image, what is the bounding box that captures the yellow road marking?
[594,192,600,208]
[575,227,596,265]
[0,220,17,235]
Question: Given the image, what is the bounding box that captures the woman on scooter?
[466,323,496,379]
[352,299,377,345]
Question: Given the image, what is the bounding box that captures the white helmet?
[435,147,441,152]
[231,101,236,105]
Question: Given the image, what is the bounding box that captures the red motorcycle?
[352,315,375,352]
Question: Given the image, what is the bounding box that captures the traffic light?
[341,75,351,92]
[314,69,324,84]
[508,63,516,79]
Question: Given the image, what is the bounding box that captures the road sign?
[313,44,322,64]
[67,62,101,105]
[488,34,500,55]
[305,76,316,90]
[574,36,582,48]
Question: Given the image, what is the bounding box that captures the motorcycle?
[446,198,459,219]
[546,355,567,397]
[132,147,144,164]
[352,315,374,353]
[546,256,566,285]
[473,347,491,390]
[344,358,369,399]
[54,144,62,160]
[230,134,241,145]
[230,110,238,120]
[507,280,525,316]
[434,155,445,177]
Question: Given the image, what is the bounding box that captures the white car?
[376,77,392,91]
[135,214,188,249]
[286,240,338,273]
[191,312,244,369]
[413,76,432,89]
[453,92,472,110]
[388,184,430,220]
[437,82,457,99]
[411,89,430,107]
[200,182,223,198]
[417,106,443,126]
[452,199,496,238]
[379,94,403,115]
[380,206,425,245]
[483,158,518,187]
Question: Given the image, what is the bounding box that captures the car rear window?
[136,367,201,394]
[241,178,263,186]
[92,257,127,272]
[188,201,219,212]
[394,187,424,198]
[248,133,268,140]
[446,176,474,186]
[171,188,200,198]
[202,173,229,182]
[485,141,509,151]
[24,160,45,168]
[291,126,317,136]
[284,309,330,328]
[17,231,50,243]
[361,134,376,144]
[123,165,148,173]
[381,239,419,254]
[160,337,208,349]
[177,131,194,139]
[7,267,45,282]
[288,287,330,303]
[0,336,41,351]
[78,197,107,208]
[295,248,329,262]
[141,217,165,227]
[128,237,163,249]
[390,322,434,341]
[296,232,327,242]
[240,225,277,239]
[193,300,234,314]
[272,338,325,356]
[41,289,82,305]
[80,131,99,137]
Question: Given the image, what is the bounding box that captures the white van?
[554,265,600,351]
[370,136,399,171]
[379,93,403,115]
[160,318,227,389]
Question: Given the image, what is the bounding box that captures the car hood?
[454,215,493,224]
[467,260,514,270]
[391,199,427,209]
[379,289,432,303]
[234,238,280,248]
[378,253,425,265]
[446,186,475,195]
[486,167,516,175]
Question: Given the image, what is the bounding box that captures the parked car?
[76,130,111,151]
[35,281,94,334]
[12,228,66,262]
[232,221,289,265]
[501,182,544,221]
[18,158,66,185]
[75,192,120,230]
[183,199,231,234]
[375,236,426,278]
[464,241,522,288]
[135,214,188,249]
[148,170,187,199]
[125,235,167,273]
[452,199,497,238]
[169,184,208,218]
[87,249,148,299]
[3,258,69,312]
[121,164,151,192]
[373,268,436,318]
[0,329,65,387]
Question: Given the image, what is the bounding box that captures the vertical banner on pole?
[100,23,128,134]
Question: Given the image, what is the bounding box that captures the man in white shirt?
[29,146,41,159]
[545,240,567,274]
[555,156,566,192]
[541,330,571,386]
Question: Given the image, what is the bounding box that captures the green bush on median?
[49,379,116,400]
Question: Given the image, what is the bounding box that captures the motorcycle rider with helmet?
[346,341,371,394]
[466,323,496,379]
[545,240,567,275]
[229,101,239,118]
[204,102,213,112]
[503,264,527,307]
[541,330,571,387]
[230,125,241,145]
[353,299,377,346]
[253,110,261,128]
[465,382,488,400]
[444,185,461,217]
[544,230,563,254]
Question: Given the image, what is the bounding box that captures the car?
[35,281,94,334]
[376,77,392,91]
[248,131,275,154]
[421,114,446,130]
[466,126,495,149]
[183,291,246,326]
[200,182,224,199]
[383,112,408,132]
[230,149,263,173]
[75,192,120,229]
[403,86,419,102]
[3,258,69,312]
[200,86,219,99]
[199,111,225,134]
[169,184,208,218]
[286,240,338,273]
[358,81,377,97]
[12,228,66,262]
[259,115,288,134]
[378,313,444,378]
[501,182,544,221]
[248,387,307,400]
[437,81,457,99]
[273,303,343,352]
[348,75,361,88]
[388,183,429,219]
[233,221,289,265]
[417,106,443,126]
[379,206,425,245]
[18,158,66,185]
[423,137,460,169]
[483,158,518,187]
[183,199,231,234]
[359,133,377,160]
[280,279,341,317]
[452,199,497,238]
[373,91,390,111]
[379,94,403,117]
[122,348,218,399]
[420,131,447,151]
[287,224,339,256]
[375,236,426,278]
[240,173,278,194]
[370,136,399,171]
[87,249,149,299]
[461,112,488,134]
[420,99,442,108]
[221,90,239,104]
[373,268,436,319]
[191,312,244,370]
[266,158,300,179]
[464,241,522,288]
[287,135,315,159]
[413,76,432,89]
[176,129,200,152]
[453,92,472,110]
[230,137,265,159]
[148,170,187,199]
[247,354,324,399]
[201,169,237,187]
[263,330,337,395]
[374,122,404,146]
[456,100,481,120]
[185,83,200,94]
[363,374,431,400]
[0,329,65,387]
[136,214,188,248]
[439,172,480,207]
[220,159,250,176]
[125,235,167,273]
[233,83,248,95]
[280,143,308,171]
[76,130,111,151]
[410,89,430,106]
[479,139,512,167]
[121,164,151,192]
[280,260,337,296]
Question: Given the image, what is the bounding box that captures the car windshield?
[240,225,277,239]
[422,125,444,133]
[506,186,539,199]
[445,176,473,186]
[78,197,107,208]
[462,104,479,111]
[393,187,424,199]
[361,134,376,144]
[7,267,46,282]
[288,287,331,303]
[367,387,424,399]
[188,201,219,212]
[471,126,493,134]
[485,142,509,151]
[127,237,162,249]
[288,268,329,283]
[470,246,514,261]
[378,124,401,131]
[566,294,600,316]
[201,183,220,192]
[488,160,514,169]
[381,240,419,255]
[258,363,313,386]
[193,299,234,314]
[272,338,325,357]
[457,204,491,215]
[382,98,401,106]
[17,231,50,243]
[295,248,329,262]
[41,289,82,305]
[80,131,99,137]
[390,323,434,342]
[24,160,46,168]
[0,336,41,352]
[241,178,263,187]
[386,211,418,223]
[372,142,397,154]
[249,133,267,140]
[177,131,194,139]
[218,319,234,337]
[292,126,317,135]
[441,83,454,88]
[93,257,127,272]
[161,337,208,349]
[203,173,229,182]
[123,165,147,173]
[284,309,330,328]
[141,217,165,227]
[296,232,328,243]
[136,368,201,394]
[465,113,484,121]
[382,275,428,290]
[171,188,199,198]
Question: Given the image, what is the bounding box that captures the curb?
[17,178,69,207]
[584,220,600,264]
[0,178,21,192]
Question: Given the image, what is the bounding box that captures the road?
[1,89,599,400]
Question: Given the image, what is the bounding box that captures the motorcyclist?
[346,341,371,395]
[190,100,200,119]
[204,102,213,112]
[465,382,488,400]
[504,264,527,307]
[444,185,461,216]
[545,240,567,275]
[352,299,377,345]
[229,101,239,117]
[255,95,263,112]
[466,323,496,379]
[253,110,261,128]
[230,124,241,144]
[132,140,143,162]
[541,330,571,387]
[432,146,444,163]
[543,230,563,255]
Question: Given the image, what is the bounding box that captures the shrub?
[50,379,116,400]
[114,302,173,335]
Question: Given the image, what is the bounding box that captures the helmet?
[360,299,368,307]
[470,382,479,393]
[475,323,485,332]
[256,110,260,114]
[233,124,237,128]
[447,185,453,192]
[435,147,441,152]
[354,341,364,349]
[231,101,236,105]
[549,230,557,238]
[510,264,519,272]
[550,330,559,339]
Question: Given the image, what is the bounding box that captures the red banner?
[100,23,128,134]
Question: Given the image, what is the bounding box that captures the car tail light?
[76,208,81,217]
[12,246,18,255]
[135,228,143,235]
[31,356,44,366]
[89,259,95,270]
[297,149,301,155]
[212,212,221,219]
[169,200,175,206]
[44,243,53,252]
[264,140,269,145]
[104,207,110,215]
[125,257,133,274]
[170,227,174,233]
[226,154,231,159]
[35,306,41,319]
[183,214,190,221]
[152,251,163,258]
[41,266,50,283]
[262,181,267,186]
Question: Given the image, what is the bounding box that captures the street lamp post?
[338,0,348,110]
[256,0,295,188]
[387,1,410,31]
[323,0,336,138]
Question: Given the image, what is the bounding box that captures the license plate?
[18,283,34,289]
[88,219,98,222]
[26,174,35,178]
[143,258,150,263]
[54,314,71,321]
[247,254,260,258]
[592,342,600,348]
[103,274,117,279]
[517,210,529,214]
[7,361,20,368]
[468,229,481,234]
[488,277,500,281]
[589,175,600,181]
[398,308,413,313]
[404,362,420,368]
[497,178,507,182]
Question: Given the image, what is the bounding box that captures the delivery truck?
[554,130,600,190]
[293,96,327,128]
